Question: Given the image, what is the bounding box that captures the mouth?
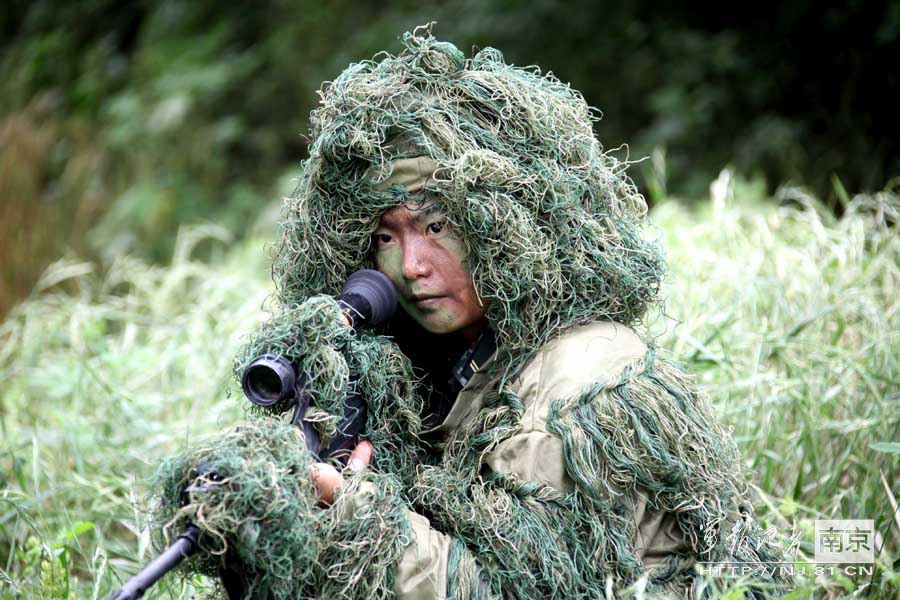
[408,294,444,306]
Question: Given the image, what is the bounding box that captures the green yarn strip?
[233,295,427,483]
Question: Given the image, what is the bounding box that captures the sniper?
[148,26,792,600]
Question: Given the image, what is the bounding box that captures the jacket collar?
[450,327,496,390]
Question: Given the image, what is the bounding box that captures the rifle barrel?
[109,525,200,600]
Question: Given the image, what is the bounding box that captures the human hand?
[308,440,373,506]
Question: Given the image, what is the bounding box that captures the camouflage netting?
[150,26,790,599]
[408,351,789,599]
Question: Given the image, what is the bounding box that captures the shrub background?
[2,0,899,315]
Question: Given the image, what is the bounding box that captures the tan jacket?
[391,321,690,599]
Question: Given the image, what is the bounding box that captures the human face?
[373,202,487,342]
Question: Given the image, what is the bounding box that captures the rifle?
[108,270,397,600]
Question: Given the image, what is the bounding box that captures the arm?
[312,442,458,599]
[329,324,783,598]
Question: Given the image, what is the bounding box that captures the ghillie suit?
[153,26,790,599]
[152,418,413,599]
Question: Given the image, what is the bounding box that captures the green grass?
[1,176,898,598]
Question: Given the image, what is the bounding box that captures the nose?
[402,237,432,280]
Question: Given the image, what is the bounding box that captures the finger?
[308,462,343,506]
[347,440,374,473]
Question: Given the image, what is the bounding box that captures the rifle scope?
[241,269,396,407]
[241,354,296,407]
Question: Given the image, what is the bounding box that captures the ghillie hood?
[271,25,665,383]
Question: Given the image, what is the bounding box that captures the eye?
[373,233,393,247]
[427,221,446,235]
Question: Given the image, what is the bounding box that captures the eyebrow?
[409,203,445,222]
[377,203,445,230]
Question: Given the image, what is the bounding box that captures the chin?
[419,321,460,336]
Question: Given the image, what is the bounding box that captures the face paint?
[373,202,488,342]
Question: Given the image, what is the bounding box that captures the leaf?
[780,586,815,600]
[870,442,900,455]
[832,571,855,592]
[33,260,95,293]
[779,497,799,518]
[54,521,95,548]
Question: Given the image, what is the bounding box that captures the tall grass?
[651,174,899,597]
[0,178,897,598]
[0,225,269,598]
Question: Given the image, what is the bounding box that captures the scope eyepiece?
[241,354,297,407]
[338,269,397,327]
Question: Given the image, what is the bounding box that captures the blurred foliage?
[1,0,899,316]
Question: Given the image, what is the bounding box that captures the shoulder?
[482,322,647,491]
[514,321,648,401]
[510,321,647,432]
